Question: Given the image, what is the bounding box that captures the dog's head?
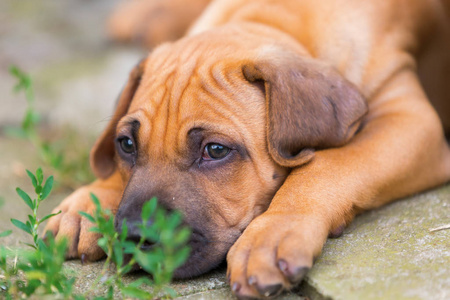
[91,25,367,278]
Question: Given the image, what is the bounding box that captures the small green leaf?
[97,237,108,252]
[4,126,28,138]
[22,242,37,249]
[40,175,53,200]
[139,226,159,242]
[26,169,38,188]
[107,285,114,299]
[166,211,183,230]
[9,65,20,77]
[173,246,190,269]
[39,211,61,224]
[88,227,102,233]
[28,215,35,227]
[16,187,34,210]
[9,66,31,93]
[119,219,128,242]
[120,286,152,299]
[90,193,100,208]
[173,227,191,246]
[36,167,43,185]
[122,241,137,254]
[26,220,32,231]
[22,109,34,130]
[113,242,123,267]
[164,286,178,298]
[141,198,157,222]
[11,218,32,234]
[120,264,133,274]
[0,230,12,238]
[135,249,164,274]
[30,110,40,123]
[51,153,64,169]
[128,277,152,288]
[34,185,42,194]
[79,211,95,223]
[24,270,47,280]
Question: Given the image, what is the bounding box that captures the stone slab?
[306,186,450,300]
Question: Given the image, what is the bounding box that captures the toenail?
[278,259,310,284]
[236,295,259,300]
[256,283,283,297]
[232,282,241,293]
[329,224,345,238]
[248,275,257,286]
[277,259,288,272]
[289,266,309,284]
[81,253,87,265]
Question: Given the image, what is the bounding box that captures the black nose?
[115,212,159,254]
[114,190,173,248]
[115,217,152,242]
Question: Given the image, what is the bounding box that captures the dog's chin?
[172,241,227,279]
[123,232,233,279]
[171,228,239,278]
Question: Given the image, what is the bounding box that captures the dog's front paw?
[227,213,328,299]
[43,183,121,262]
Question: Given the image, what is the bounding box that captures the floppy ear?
[90,59,146,179]
[243,52,367,168]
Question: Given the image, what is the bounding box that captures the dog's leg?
[43,171,123,262]
[227,70,450,298]
[107,0,211,48]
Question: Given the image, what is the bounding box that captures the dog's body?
[46,0,450,298]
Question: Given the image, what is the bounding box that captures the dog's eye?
[119,137,135,154]
[203,143,230,160]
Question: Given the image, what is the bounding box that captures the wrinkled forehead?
[126,42,266,141]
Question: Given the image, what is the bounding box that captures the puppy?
[45,0,450,298]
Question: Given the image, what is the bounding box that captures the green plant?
[6,66,95,188]
[12,168,57,249]
[0,168,74,299]
[0,197,12,238]
[8,66,39,140]
[80,195,191,299]
[1,167,191,299]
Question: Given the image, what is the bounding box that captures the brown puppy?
[45,0,450,298]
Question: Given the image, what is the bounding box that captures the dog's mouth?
[121,240,159,273]
[140,240,154,252]
[121,229,198,264]
[120,229,229,278]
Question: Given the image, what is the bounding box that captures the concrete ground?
[1,0,449,299]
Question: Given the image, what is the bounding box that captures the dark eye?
[203,143,230,160]
[119,137,135,154]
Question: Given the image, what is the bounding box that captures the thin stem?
[25,85,34,105]
[116,234,145,276]
[81,250,113,298]
[32,194,41,248]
